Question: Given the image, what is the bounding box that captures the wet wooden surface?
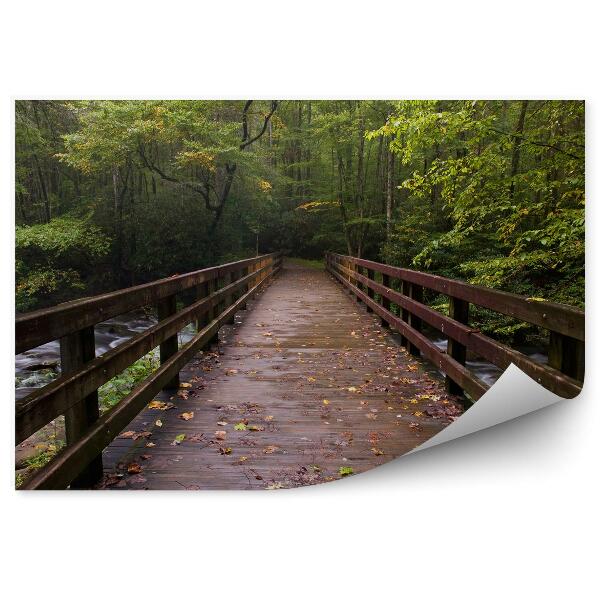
[100,261,462,490]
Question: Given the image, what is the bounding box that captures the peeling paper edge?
[408,363,569,455]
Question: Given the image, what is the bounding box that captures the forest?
[15,100,584,343]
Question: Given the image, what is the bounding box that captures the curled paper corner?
[408,364,570,455]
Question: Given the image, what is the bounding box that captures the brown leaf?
[127,463,142,474]
[215,430,227,440]
[179,411,194,421]
[148,400,175,410]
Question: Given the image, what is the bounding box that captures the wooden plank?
[21,265,279,490]
[60,326,103,488]
[407,284,423,357]
[400,280,410,348]
[330,253,584,341]
[381,273,391,328]
[332,262,581,398]
[92,261,457,491]
[157,294,180,390]
[446,297,469,396]
[366,269,375,312]
[329,266,488,400]
[16,253,280,354]
[549,332,585,383]
[15,264,272,444]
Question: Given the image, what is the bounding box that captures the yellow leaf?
[179,412,194,421]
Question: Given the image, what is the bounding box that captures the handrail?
[325,252,584,402]
[16,252,282,489]
[16,254,279,354]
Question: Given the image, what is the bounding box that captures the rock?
[24,360,59,372]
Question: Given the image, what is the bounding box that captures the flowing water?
[426,329,548,388]
[15,309,197,401]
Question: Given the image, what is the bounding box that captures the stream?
[15,310,197,401]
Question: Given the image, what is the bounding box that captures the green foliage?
[374,100,584,317]
[14,100,584,346]
[15,217,111,311]
[98,353,159,412]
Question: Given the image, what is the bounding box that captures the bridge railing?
[16,252,282,489]
[325,252,583,402]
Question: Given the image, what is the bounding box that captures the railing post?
[355,263,362,303]
[195,280,210,333]
[407,284,423,357]
[226,270,236,324]
[240,266,249,310]
[446,296,469,395]
[366,268,375,312]
[549,332,585,382]
[60,325,103,488]
[157,294,180,389]
[381,273,391,328]
[206,276,219,345]
[400,280,409,347]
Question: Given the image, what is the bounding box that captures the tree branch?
[240,100,279,150]
[488,127,583,160]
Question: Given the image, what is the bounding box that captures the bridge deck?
[101,261,462,490]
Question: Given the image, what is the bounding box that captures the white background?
[1,2,597,598]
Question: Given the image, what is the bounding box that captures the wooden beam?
[60,326,103,488]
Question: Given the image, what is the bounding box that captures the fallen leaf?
[155,419,163,427]
[348,386,358,392]
[217,420,228,426]
[146,442,156,447]
[215,430,227,440]
[148,400,175,410]
[322,399,329,405]
[219,447,233,455]
[247,425,264,432]
[179,411,194,421]
[179,382,192,389]
[263,445,278,454]
[171,433,186,445]
[371,448,385,456]
[234,422,247,431]
[225,369,238,376]
[266,482,285,490]
[127,463,142,474]
[264,415,274,421]
[339,466,354,477]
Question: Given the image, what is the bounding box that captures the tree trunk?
[509,100,529,199]
[386,147,395,238]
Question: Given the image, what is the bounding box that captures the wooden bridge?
[15,253,584,490]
